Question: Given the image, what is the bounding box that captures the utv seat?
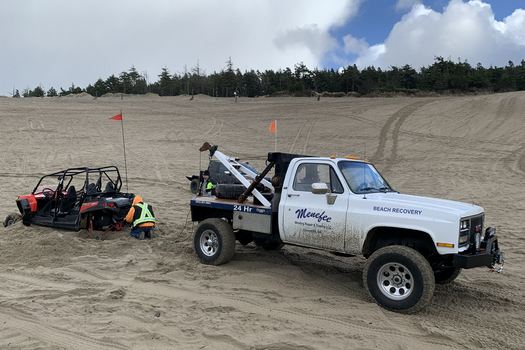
[86,183,98,196]
[60,186,77,213]
[104,182,116,193]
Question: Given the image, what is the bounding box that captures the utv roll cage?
[32,166,123,196]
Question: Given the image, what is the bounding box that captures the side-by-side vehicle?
[3,166,133,231]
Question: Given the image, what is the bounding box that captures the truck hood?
[366,192,483,218]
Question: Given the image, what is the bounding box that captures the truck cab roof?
[268,152,368,192]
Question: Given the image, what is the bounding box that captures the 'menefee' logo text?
[295,209,332,222]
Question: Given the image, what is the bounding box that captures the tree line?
[19,57,525,98]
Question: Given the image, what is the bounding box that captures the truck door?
[281,162,348,251]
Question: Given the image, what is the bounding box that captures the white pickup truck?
[190,144,504,313]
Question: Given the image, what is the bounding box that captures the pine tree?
[47,87,58,97]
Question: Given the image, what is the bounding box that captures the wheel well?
[191,206,233,223]
[362,227,438,259]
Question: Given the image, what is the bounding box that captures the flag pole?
[120,109,129,192]
[274,120,277,152]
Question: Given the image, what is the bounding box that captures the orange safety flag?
[110,113,123,121]
[268,120,277,134]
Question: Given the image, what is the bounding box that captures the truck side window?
[330,167,344,193]
[293,163,344,193]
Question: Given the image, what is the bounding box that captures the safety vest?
[206,180,215,191]
[132,202,156,227]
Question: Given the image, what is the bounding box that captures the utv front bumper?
[452,227,504,271]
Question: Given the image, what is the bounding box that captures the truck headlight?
[459,219,470,246]
[459,234,469,245]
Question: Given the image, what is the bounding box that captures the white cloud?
[351,0,525,69]
[0,0,360,94]
[274,25,338,60]
[396,0,421,11]
[343,35,369,54]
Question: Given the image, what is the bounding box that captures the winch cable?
[175,208,192,240]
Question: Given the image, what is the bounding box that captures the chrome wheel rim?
[377,262,414,301]
[200,230,219,257]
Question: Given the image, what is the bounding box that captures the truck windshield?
[338,161,393,194]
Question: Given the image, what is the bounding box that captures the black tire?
[237,232,253,246]
[3,213,22,227]
[434,267,461,284]
[190,179,200,194]
[215,184,245,199]
[254,237,283,251]
[194,218,235,265]
[363,245,435,314]
[22,213,31,226]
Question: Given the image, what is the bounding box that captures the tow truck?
[190,143,504,313]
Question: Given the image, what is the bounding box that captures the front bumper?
[452,227,504,270]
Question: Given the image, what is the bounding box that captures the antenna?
[362,142,367,199]
[362,162,367,199]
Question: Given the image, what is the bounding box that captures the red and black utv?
[4,166,134,231]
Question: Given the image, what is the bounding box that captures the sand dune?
[0,93,523,349]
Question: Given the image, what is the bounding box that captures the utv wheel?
[3,213,22,227]
[434,267,461,284]
[194,218,235,265]
[363,245,435,314]
[190,179,200,194]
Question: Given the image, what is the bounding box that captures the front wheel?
[3,213,22,227]
[194,218,235,265]
[434,267,461,284]
[363,245,435,314]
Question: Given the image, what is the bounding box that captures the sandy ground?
[0,93,523,349]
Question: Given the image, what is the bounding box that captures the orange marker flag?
[268,120,277,134]
[110,113,123,121]
[108,111,128,191]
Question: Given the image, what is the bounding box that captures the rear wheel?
[237,232,253,246]
[434,267,461,284]
[3,213,22,227]
[363,245,435,313]
[194,218,235,265]
[190,179,200,194]
[254,237,283,251]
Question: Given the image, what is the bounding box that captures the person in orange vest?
[124,195,156,240]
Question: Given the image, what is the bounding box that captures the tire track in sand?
[502,143,525,176]
[486,96,517,135]
[289,123,307,153]
[0,306,126,350]
[371,100,431,172]
[520,151,525,174]
[302,121,316,154]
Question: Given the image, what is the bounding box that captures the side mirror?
[311,182,329,194]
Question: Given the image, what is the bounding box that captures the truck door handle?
[288,194,300,197]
